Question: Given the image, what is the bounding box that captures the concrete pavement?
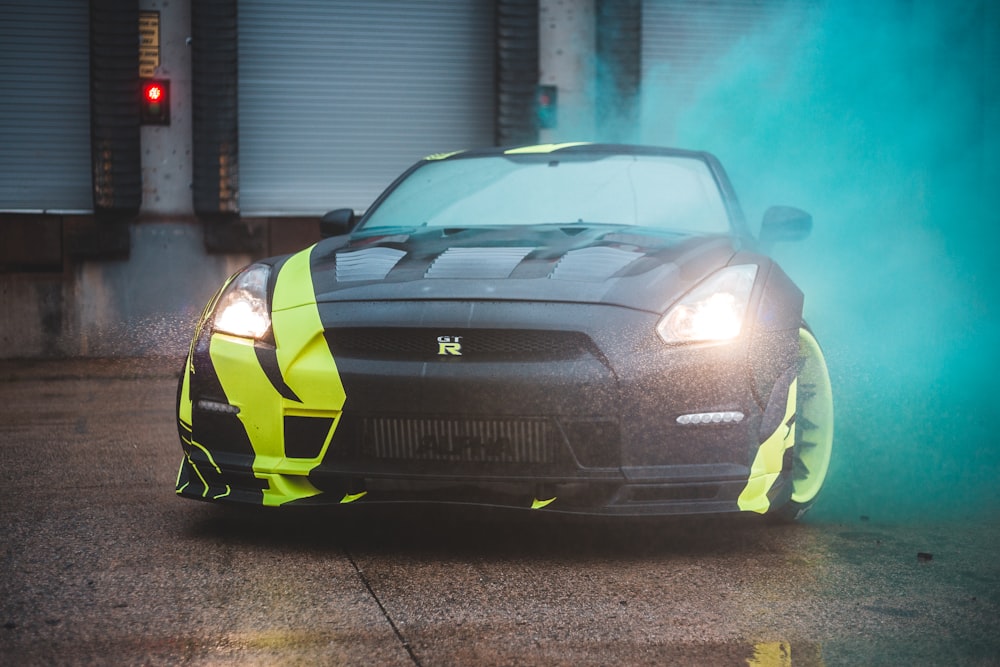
[1,359,998,665]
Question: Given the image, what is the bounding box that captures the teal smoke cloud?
[637,0,999,521]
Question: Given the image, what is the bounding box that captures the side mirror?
[759,206,812,243]
[320,208,358,238]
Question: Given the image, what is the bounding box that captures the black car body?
[176,143,833,519]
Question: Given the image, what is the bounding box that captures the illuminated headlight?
[212,263,272,339]
[656,264,758,344]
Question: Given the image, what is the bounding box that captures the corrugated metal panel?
[239,0,497,215]
[0,1,91,212]
[192,0,239,217]
[496,0,539,145]
[596,0,641,141]
[90,0,141,216]
[641,0,789,106]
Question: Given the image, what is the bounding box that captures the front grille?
[326,328,595,361]
[355,417,558,464]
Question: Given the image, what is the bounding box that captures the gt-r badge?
[437,335,463,356]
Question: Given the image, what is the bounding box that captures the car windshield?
[359,153,732,234]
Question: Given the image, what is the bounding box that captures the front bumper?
[176,449,789,516]
[177,296,801,516]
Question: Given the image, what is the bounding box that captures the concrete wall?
[538,0,597,142]
[0,225,247,358]
[140,0,194,218]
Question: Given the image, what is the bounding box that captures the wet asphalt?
[1,358,998,666]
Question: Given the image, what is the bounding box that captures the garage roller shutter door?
[0,0,91,212]
[642,0,788,90]
[640,0,807,135]
[239,0,496,215]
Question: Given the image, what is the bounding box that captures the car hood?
[306,225,738,314]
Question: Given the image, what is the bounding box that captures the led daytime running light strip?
[197,400,240,415]
[676,411,744,425]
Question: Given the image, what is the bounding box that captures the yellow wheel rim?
[790,328,834,504]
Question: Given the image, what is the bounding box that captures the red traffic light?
[144,82,164,103]
[140,78,170,125]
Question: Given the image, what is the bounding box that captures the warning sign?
[139,11,160,78]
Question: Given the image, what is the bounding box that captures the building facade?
[2,0,992,357]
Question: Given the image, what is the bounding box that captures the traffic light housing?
[140,79,170,125]
[536,85,557,130]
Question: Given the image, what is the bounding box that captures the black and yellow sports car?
[176,143,833,519]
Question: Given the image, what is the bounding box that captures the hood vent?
[549,246,644,282]
[425,247,534,279]
[335,247,407,282]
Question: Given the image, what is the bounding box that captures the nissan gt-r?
[175,143,834,520]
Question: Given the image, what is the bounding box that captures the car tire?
[773,325,834,521]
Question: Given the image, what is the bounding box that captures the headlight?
[212,263,272,339]
[656,264,758,344]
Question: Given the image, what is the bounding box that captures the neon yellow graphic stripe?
[179,440,232,499]
[340,491,367,504]
[210,333,303,505]
[504,142,590,154]
[738,378,797,513]
[176,354,195,496]
[178,354,193,432]
[272,247,346,414]
[184,452,211,498]
[189,440,222,473]
[531,497,557,510]
[257,472,321,506]
[424,150,463,161]
[209,245,347,507]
